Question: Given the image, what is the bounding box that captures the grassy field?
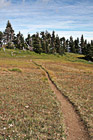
[0,48,93,139]
[0,49,66,140]
[35,54,93,138]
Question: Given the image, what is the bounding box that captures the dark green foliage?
[25,34,32,47]
[6,42,14,49]
[0,31,3,47]
[45,31,51,54]
[55,35,60,53]
[50,31,56,54]
[0,31,3,41]
[3,20,14,44]
[69,36,76,53]
[40,31,47,53]
[65,39,69,52]
[32,33,42,54]
[60,37,66,55]
[91,40,93,46]
[74,38,80,53]
[85,43,93,61]
[15,32,26,50]
[0,21,93,61]
[80,35,85,54]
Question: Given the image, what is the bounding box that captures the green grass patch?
[8,68,22,72]
[0,48,93,65]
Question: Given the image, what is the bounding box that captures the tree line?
[0,20,93,61]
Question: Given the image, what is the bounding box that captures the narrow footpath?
[33,61,90,140]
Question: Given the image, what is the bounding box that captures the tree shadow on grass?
[78,56,93,62]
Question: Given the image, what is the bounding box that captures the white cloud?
[55,31,93,42]
[0,0,11,8]
[22,0,25,3]
[0,0,93,42]
[14,24,93,41]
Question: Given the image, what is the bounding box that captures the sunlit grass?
[0,48,92,64]
[36,59,93,138]
[0,48,93,138]
[0,56,66,139]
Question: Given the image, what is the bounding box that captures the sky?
[0,0,93,41]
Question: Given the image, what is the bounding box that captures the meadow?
[0,49,93,139]
[35,53,93,138]
[0,49,66,140]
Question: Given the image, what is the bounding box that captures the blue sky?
[0,0,93,41]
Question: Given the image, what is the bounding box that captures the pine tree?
[51,31,56,54]
[85,43,93,60]
[15,32,25,49]
[91,40,93,46]
[25,34,32,50]
[80,35,86,54]
[26,34,32,46]
[32,33,42,54]
[74,38,80,53]
[60,37,66,55]
[4,20,14,44]
[40,31,46,53]
[45,31,51,53]
[69,36,75,53]
[2,21,93,59]
[66,39,69,52]
[55,34,60,53]
[0,31,3,47]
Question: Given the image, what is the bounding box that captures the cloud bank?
[0,0,11,8]
[0,0,93,41]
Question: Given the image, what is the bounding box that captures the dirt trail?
[33,61,90,140]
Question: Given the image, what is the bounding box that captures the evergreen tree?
[25,34,32,50]
[40,31,46,53]
[84,40,88,55]
[1,21,93,60]
[3,20,14,44]
[85,43,93,60]
[60,37,66,55]
[32,33,42,54]
[0,31,3,47]
[69,36,75,53]
[26,34,32,46]
[51,31,56,54]
[91,40,93,46]
[55,34,60,53]
[66,39,69,52]
[15,32,26,49]
[74,38,80,53]
[45,31,51,53]
[80,35,85,54]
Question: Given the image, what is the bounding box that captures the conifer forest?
[0,20,93,61]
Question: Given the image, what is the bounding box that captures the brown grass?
[0,59,66,140]
[35,59,93,138]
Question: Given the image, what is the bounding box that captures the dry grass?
[0,49,93,139]
[0,58,66,140]
[35,59,93,138]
